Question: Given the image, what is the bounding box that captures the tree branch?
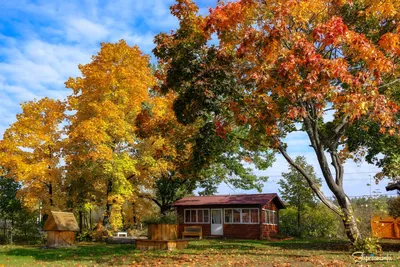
[138,193,162,209]
[276,140,341,215]
[379,78,400,89]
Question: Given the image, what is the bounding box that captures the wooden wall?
[47,231,75,247]
[148,224,178,241]
[260,202,279,239]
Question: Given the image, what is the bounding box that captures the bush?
[387,197,400,218]
[76,230,93,242]
[279,203,341,238]
[142,212,179,225]
[352,237,382,254]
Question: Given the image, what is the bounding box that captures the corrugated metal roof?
[173,193,285,208]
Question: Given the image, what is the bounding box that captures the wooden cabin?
[43,211,80,247]
[174,193,285,239]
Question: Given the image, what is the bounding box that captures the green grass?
[0,239,399,266]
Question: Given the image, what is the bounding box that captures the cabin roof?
[43,211,80,232]
[173,193,285,209]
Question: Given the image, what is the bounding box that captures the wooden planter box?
[147,224,178,241]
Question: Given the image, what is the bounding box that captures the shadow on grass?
[188,239,351,252]
[267,239,350,252]
[1,244,137,265]
[380,241,400,252]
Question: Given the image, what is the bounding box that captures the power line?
[264,171,379,178]
[264,178,382,183]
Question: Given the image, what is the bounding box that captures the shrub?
[352,237,382,254]
[76,230,93,242]
[142,212,179,225]
[279,203,341,238]
[387,197,400,218]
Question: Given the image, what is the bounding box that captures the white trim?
[263,209,278,225]
[183,208,210,224]
[223,208,260,224]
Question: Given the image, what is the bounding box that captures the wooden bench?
[117,232,128,237]
[182,226,202,239]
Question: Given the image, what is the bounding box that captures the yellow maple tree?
[65,40,156,230]
[0,98,66,211]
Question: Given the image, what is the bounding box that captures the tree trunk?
[160,204,171,215]
[3,218,6,238]
[49,182,53,207]
[90,209,93,230]
[337,193,361,242]
[277,128,362,244]
[10,214,13,245]
[79,211,83,233]
[297,203,301,238]
[103,179,113,227]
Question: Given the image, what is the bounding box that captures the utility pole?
[369,175,372,219]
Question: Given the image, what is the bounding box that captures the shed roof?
[173,193,285,209]
[43,211,80,232]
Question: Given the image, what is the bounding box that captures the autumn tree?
[0,98,66,211]
[65,40,156,230]
[154,0,400,244]
[278,156,321,237]
[136,88,274,214]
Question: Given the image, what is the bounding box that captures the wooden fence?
[371,216,400,239]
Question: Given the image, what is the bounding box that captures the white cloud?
[66,18,109,43]
[121,32,156,53]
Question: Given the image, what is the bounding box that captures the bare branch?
[276,139,341,215]
[379,78,400,89]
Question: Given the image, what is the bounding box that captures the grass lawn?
[1,239,399,266]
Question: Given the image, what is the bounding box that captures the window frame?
[224,208,260,224]
[263,209,278,225]
[184,209,210,224]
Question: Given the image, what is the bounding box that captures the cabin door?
[211,209,223,235]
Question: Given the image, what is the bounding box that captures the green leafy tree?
[278,156,321,237]
[351,196,389,237]
[387,197,400,218]
[279,204,341,238]
[0,173,22,243]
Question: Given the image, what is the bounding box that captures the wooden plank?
[147,224,177,241]
[47,231,75,247]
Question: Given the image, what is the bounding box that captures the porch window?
[184,209,210,223]
[224,208,259,224]
[264,209,278,225]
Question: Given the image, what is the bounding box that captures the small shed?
[173,193,285,239]
[43,211,80,247]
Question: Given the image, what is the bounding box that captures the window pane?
[270,211,273,224]
[225,209,232,223]
[242,209,250,223]
[212,210,221,224]
[198,210,203,223]
[273,211,276,225]
[204,210,209,222]
[251,209,258,223]
[233,209,241,223]
[191,210,197,222]
[185,210,190,223]
[265,210,270,224]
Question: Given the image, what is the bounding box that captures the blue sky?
[0,0,395,199]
